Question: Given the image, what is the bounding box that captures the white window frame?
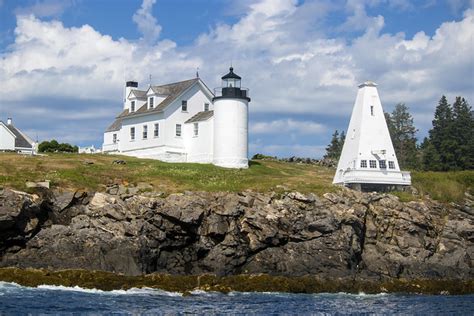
[379,160,387,169]
[369,160,377,168]
[204,103,209,111]
[175,124,182,137]
[130,127,135,141]
[193,123,199,137]
[360,160,367,168]
[113,133,117,144]
[181,100,188,112]
[143,125,148,139]
[154,123,159,138]
[131,100,135,112]
[149,97,154,109]
[370,105,374,116]
[389,161,396,169]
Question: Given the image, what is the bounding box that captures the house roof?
[1,122,34,149]
[105,117,124,132]
[185,110,214,123]
[129,89,147,99]
[118,78,200,119]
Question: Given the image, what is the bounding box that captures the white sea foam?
[34,284,183,296]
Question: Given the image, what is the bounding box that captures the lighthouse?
[333,81,411,190]
[212,67,251,169]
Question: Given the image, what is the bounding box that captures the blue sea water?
[0,281,473,315]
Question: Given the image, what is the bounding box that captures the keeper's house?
[103,67,251,169]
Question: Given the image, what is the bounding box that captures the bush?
[38,140,78,153]
[252,153,276,160]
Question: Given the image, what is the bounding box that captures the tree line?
[325,95,473,171]
[38,140,79,153]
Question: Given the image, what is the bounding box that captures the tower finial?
[196,67,199,78]
[149,74,152,86]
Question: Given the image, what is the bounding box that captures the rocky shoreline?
[0,187,472,294]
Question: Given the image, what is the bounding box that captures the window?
[370,106,374,116]
[154,123,159,137]
[130,127,135,141]
[131,101,135,112]
[149,97,154,109]
[176,124,182,137]
[360,160,367,168]
[113,134,117,144]
[389,161,395,169]
[193,123,199,137]
[379,160,387,169]
[181,100,188,112]
[204,103,209,111]
[143,125,148,139]
[369,160,377,168]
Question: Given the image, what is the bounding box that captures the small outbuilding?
[0,118,36,154]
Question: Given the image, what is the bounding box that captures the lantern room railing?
[213,87,250,99]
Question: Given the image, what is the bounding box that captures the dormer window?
[131,101,135,112]
[181,100,188,112]
[204,103,209,111]
[149,97,154,109]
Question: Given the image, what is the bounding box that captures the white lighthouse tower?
[212,67,251,169]
[333,81,411,190]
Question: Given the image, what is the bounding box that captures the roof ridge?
[152,77,198,89]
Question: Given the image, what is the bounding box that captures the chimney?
[124,81,138,110]
[7,118,12,125]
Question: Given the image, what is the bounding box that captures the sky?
[0,0,473,158]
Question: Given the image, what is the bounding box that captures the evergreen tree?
[427,95,456,171]
[324,130,340,160]
[420,137,441,171]
[451,97,474,169]
[339,130,346,153]
[388,103,419,169]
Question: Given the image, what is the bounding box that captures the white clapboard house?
[333,81,411,190]
[103,67,251,169]
[0,118,36,154]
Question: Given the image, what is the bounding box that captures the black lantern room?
[213,67,250,102]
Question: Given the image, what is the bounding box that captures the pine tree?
[325,130,341,160]
[385,104,419,169]
[338,130,346,154]
[427,96,456,171]
[452,97,474,169]
[420,137,441,171]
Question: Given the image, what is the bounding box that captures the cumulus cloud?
[132,0,162,43]
[0,0,473,156]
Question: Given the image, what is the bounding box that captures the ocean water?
[0,282,473,315]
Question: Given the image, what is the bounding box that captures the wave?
[0,282,182,297]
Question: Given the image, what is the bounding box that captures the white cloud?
[0,0,473,149]
[250,119,326,135]
[133,0,162,43]
[14,0,75,18]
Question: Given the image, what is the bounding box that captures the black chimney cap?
[126,81,138,87]
[222,67,241,80]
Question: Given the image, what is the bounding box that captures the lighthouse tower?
[333,81,411,190]
[212,67,251,169]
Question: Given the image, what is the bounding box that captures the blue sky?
[0,0,473,158]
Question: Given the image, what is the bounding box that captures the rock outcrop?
[0,187,472,280]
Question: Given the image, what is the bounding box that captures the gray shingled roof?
[118,78,199,119]
[105,117,124,132]
[2,122,34,149]
[129,89,147,99]
[185,110,214,123]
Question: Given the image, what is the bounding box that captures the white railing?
[342,169,411,185]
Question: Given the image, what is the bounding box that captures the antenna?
[196,67,199,78]
[149,74,152,86]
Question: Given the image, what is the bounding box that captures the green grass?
[1,153,472,202]
[411,170,474,203]
[0,153,336,195]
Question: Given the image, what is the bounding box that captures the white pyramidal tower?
[212,67,251,169]
[333,81,411,190]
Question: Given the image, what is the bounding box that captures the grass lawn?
[0,153,336,195]
[0,153,471,202]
